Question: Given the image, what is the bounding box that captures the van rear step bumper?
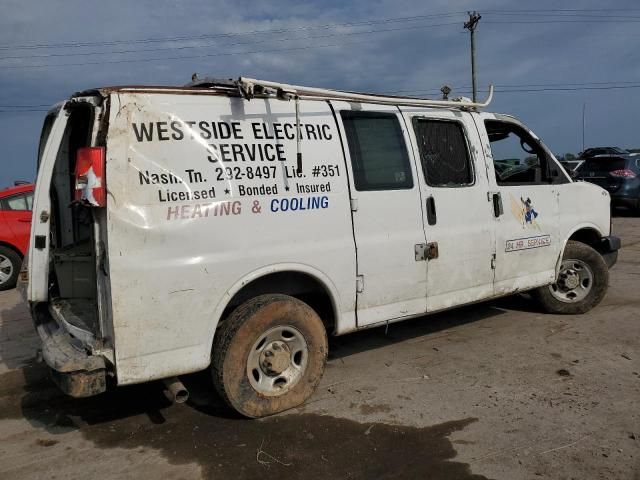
[32,305,107,398]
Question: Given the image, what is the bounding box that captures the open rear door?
[28,106,69,302]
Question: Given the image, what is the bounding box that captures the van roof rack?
[235,77,494,110]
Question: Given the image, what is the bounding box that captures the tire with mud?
[212,294,328,418]
[533,240,609,314]
[0,246,21,291]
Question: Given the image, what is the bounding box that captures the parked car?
[0,182,34,290]
[23,78,619,417]
[579,147,629,159]
[575,155,640,212]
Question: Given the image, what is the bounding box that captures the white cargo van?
[22,77,620,417]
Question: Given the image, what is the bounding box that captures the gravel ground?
[0,215,638,479]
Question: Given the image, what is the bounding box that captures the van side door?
[331,103,427,327]
[473,113,564,293]
[402,109,496,311]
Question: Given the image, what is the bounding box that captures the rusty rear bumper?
[32,304,107,398]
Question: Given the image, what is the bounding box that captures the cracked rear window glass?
[413,120,473,187]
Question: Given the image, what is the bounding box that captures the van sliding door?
[332,103,428,327]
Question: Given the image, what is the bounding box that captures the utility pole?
[464,11,482,102]
[582,102,586,152]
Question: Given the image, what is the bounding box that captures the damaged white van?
[22,77,620,417]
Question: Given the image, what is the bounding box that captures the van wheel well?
[219,272,336,335]
[568,228,602,250]
[0,241,23,259]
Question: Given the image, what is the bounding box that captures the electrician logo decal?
[509,194,540,230]
[505,194,550,252]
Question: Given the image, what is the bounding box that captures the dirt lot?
[1,216,639,480]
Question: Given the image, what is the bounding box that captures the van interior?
[45,103,101,339]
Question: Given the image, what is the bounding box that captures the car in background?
[579,147,629,159]
[574,155,640,212]
[0,182,34,290]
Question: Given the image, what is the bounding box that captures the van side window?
[413,119,474,187]
[341,112,413,191]
[485,120,563,185]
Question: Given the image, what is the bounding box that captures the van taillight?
[609,169,636,179]
[75,147,106,207]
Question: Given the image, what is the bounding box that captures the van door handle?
[492,192,504,217]
[426,196,437,226]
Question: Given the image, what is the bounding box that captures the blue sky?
[1,0,639,188]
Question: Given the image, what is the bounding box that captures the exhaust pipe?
[163,377,189,404]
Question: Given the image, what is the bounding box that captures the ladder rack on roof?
[235,77,494,110]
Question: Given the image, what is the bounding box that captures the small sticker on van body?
[505,235,551,252]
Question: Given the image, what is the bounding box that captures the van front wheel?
[212,294,328,418]
[534,241,609,314]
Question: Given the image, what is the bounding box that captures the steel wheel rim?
[0,255,13,285]
[247,325,308,397]
[548,258,594,303]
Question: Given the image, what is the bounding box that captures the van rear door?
[28,98,107,345]
[28,106,69,301]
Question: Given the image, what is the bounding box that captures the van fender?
[555,222,605,276]
[206,263,344,356]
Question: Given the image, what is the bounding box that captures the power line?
[0,21,461,62]
[0,12,465,51]
[491,84,640,92]
[4,8,639,53]
[1,22,464,70]
[487,11,640,19]
[0,109,49,113]
[390,84,640,96]
[0,104,52,108]
[485,20,640,24]
[0,10,637,68]
[485,8,640,13]
[0,39,370,70]
[386,80,640,94]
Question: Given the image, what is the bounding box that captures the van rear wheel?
[534,241,608,314]
[0,246,21,291]
[212,294,328,418]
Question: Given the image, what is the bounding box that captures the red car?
[0,183,34,290]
